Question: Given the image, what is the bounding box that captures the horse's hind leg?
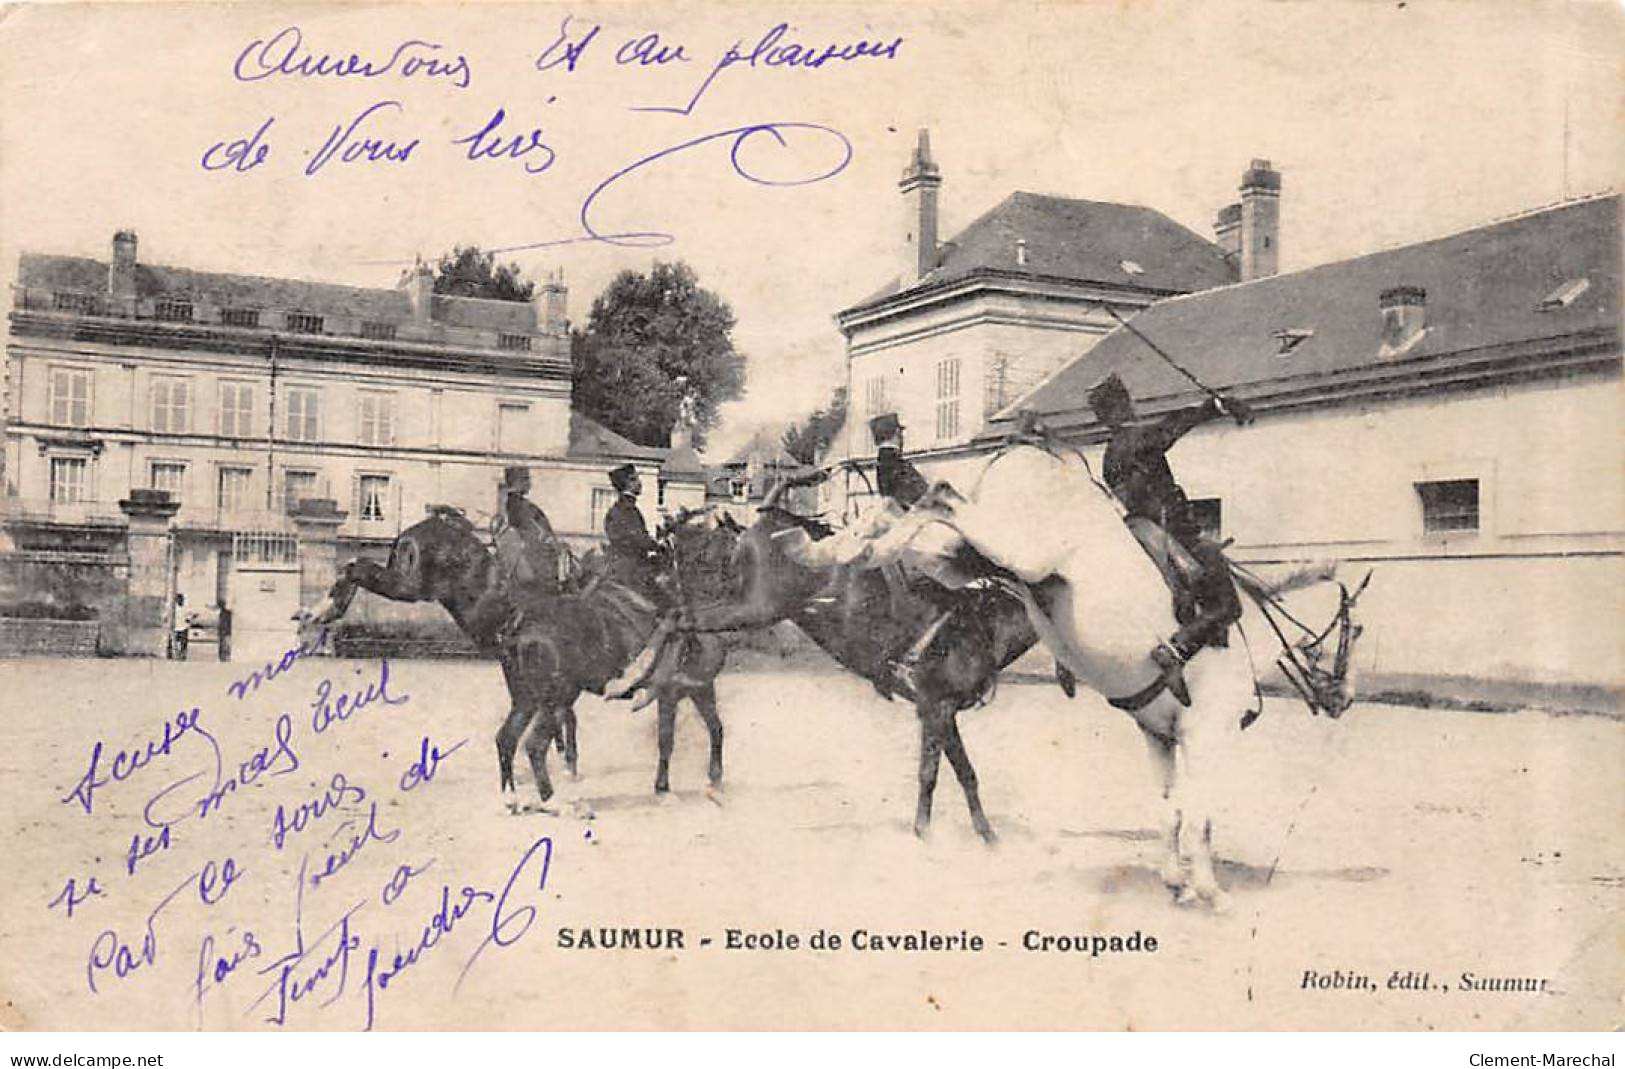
[1140,729,1185,894]
[913,700,948,838]
[654,692,677,794]
[691,683,724,789]
[556,704,579,778]
[496,703,532,795]
[942,714,994,844]
[1175,715,1232,913]
[524,706,559,806]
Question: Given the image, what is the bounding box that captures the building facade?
[982,195,1622,702]
[833,133,1260,484]
[4,232,664,654]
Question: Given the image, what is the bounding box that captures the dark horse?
[299,506,732,807]
[673,506,1040,841]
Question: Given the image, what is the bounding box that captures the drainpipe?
[266,334,279,513]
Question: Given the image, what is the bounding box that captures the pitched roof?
[566,411,666,462]
[849,192,1237,311]
[18,253,537,333]
[987,194,1621,433]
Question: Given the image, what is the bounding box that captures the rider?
[871,412,929,508]
[603,464,668,604]
[1086,372,1252,672]
[492,465,562,601]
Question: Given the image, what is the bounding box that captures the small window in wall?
[360,321,398,341]
[935,357,961,441]
[358,474,391,522]
[49,367,91,427]
[221,307,260,328]
[150,461,187,499]
[730,476,750,504]
[50,456,88,503]
[1416,478,1479,534]
[497,402,529,453]
[591,487,617,529]
[217,466,254,511]
[54,292,99,314]
[151,376,192,433]
[498,333,532,352]
[358,392,396,446]
[284,386,321,441]
[220,381,255,437]
[1188,498,1222,541]
[286,312,325,335]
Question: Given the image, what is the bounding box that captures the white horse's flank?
[919,444,1261,910]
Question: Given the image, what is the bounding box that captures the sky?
[2,0,1620,458]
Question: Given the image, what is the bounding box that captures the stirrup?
[1150,642,1192,706]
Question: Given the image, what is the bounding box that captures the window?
[221,308,260,328]
[358,475,390,522]
[497,402,529,453]
[217,466,254,511]
[286,312,324,335]
[591,487,617,528]
[1416,479,1479,534]
[154,299,194,322]
[1537,278,1590,312]
[49,367,91,426]
[358,392,395,446]
[150,377,191,433]
[1188,498,1222,541]
[864,376,891,416]
[283,470,319,512]
[935,357,961,441]
[983,355,1011,416]
[1273,328,1314,356]
[498,333,532,352]
[150,462,186,499]
[220,382,254,437]
[53,292,98,314]
[284,386,320,441]
[361,321,397,341]
[50,457,87,503]
[730,476,750,503]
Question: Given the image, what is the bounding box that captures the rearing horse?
[299,507,732,807]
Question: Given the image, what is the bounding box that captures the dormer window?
[360,321,397,341]
[1273,328,1314,355]
[221,307,260,328]
[286,312,325,335]
[53,292,99,314]
[1537,278,1589,312]
[499,333,532,352]
[1119,259,1145,276]
[154,299,194,322]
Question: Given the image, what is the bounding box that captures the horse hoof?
[975,823,998,846]
[705,786,725,807]
[1207,890,1234,916]
[1175,885,1202,907]
[913,820,932,841]
[1159,863,1187,891]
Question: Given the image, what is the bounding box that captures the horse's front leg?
[913,699,947,838]
[496,703,532,796]
[654,692,677,794]
[1175,715,1233,913]
[691,682,724,789]
[524,705,559,806]
[941,713,994,843]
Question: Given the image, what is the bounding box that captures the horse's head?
[300,505,491,628]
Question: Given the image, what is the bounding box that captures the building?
[981,194,1622,704]
[833,132,1264,489]
[701,428,816,521]
[4,232,666,654]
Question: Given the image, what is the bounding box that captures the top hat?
[868,412,904,446]
[609,464,639,492]
[1086,373,1132,415]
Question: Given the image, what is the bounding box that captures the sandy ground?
[1,650,1620,1032]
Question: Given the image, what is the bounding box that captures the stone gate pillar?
[291,499,347,654]
[119,488,180,657]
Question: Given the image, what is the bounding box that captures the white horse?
[903,443,1324,912]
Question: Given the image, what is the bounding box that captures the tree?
[431,245,535,302]
[571,262,746,449]
[782,385,847,464]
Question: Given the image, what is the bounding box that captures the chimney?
[1213,203,1242,271]
[1238,159,1281,281]
[899,129,942,287]
[400,257,434,324]
[540,268,567,334]
[1378,286,1427,354]
[109,230,138,303]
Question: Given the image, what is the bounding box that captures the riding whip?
[1104,305,1225,401]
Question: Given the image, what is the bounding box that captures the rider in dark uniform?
[871,412,929,509]
[1087,373,1252,670]
[493,465,562,600]
[603,464,666,603]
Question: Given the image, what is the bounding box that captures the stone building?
[4,232,664,655]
